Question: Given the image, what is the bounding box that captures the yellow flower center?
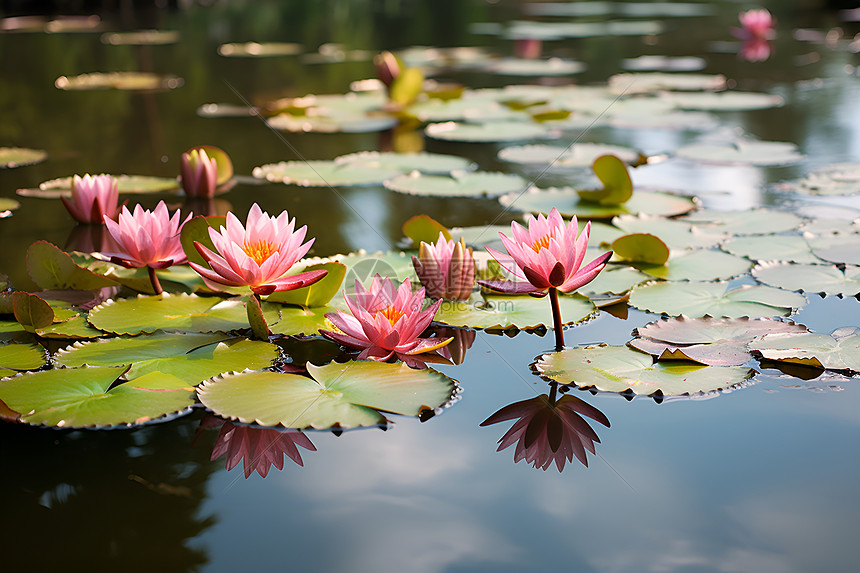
[530,230,556,253]
[242,240,278,265]
[376,305,405,326]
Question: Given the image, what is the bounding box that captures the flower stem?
[147,266,163,295]
[548,287,564,351]
[548,381,559,405]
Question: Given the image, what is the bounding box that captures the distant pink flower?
[481,393,610,471]
[480,208,611,296]
[412,232,475,301]
[102,200,190,269]
[180,147,218,198]
[320,275,451,365]
[210,420,316,478]
[189,203,326,296]
[61,174,120,224]
[735,8,775,40]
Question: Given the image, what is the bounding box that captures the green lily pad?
[630,316,809,366]
[27,241,118,290]
[266,262,346,307]
[384,171,527,198]
[266,112,397,134]
[488,57,586,76]
[20,174,180,198]
[217,41,302,57]
[534,344,754,396]
[622,55,706,72]
[575,155,633,205]
[402,214,452,246]
[612,214,727,250]
[87,294,282,335]
[0,366,195,428]
[0,147,47,169]
[269,304,339,336]
[661,90,784,111]
[676,140,804,166]
[608,72,726,94]
[0,198,20,214]
[55,331,278,384]
[425,120,551,142]
[449,224,525,251]
[501,187,696,219]
[334,151,476,175]
[0,342,48,377]
[497,143,641,167]
[612,233,669,265]
[55,72,183,91]
[433,294,595,331]
[197,360,458,429]
[36,315,105,339]
[581,266,651,296]
[101,29,179,45]
[806,235,860,266]
[86,262,204,295]
[629,281,806,318]
[609,109,719,131]
[752,262,860,296]
[680,209,803,236]
[635,249,751,282]
[748,328,860,371]
[777,163,860,196]
[721,235,819,264]
[252,160,401,187]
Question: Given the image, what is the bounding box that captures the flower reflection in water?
[481,385,610,471]
[201,416,316,478]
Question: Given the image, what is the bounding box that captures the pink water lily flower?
[320,275,451,365]
[180,147,218,198]
[189,203,326,296]
[481,393,610,471]
[102,200,190,269]
[412,232,475,301]
[735,8,775,40]
[61,174,120,224]
[481,208,611,296]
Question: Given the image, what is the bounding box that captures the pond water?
[2,1,860,572]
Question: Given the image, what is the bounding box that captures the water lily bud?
[180,147,218,198]
[412,233,476,301]
[374,51,400,89]
[61,173,119,224]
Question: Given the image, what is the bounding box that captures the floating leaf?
[621,55,706,72]
[806,235,860,266]
[266,113,397,134]
[629,281,806,318]
[433,294,595,331]
[269,304,338,336]
[488,57,586,76]
[0,198,20,214]
[88,294,281,335]
[630,316,809,366]
[12,292,54,332]
[777,163,860,196]
[577,155,634,205]
[334,151,476,175]
[27,241,118,290]
[534,345,754,396]
[608,72,726,94]
[501,187,696,219]
[101,30,180,45]
[612,233,669,265]
[55,72,183,91]
[661,90,784,111]
[0,342,48,377]
[179,215,226,268]
[197,360,458,429]
[402,215,452,246]
[635,249,751,282]
[752,262,860,296]
[252,160,401,187]
[20,174,180,198]
[749,328,860,371]
[425,120,551,142]
[680,209,802,236]
[0,147,47,169]
[266,262,346,307]
[217,41,302,56]
[721,235,819,264]
[384,171,527,198]
[581,266,651,296]
[0,366,195,428]
[676,140,804,166]
[612,214,727,250]
[497,143,641,167]
[36,315,104,340]
[56,332,278,383]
